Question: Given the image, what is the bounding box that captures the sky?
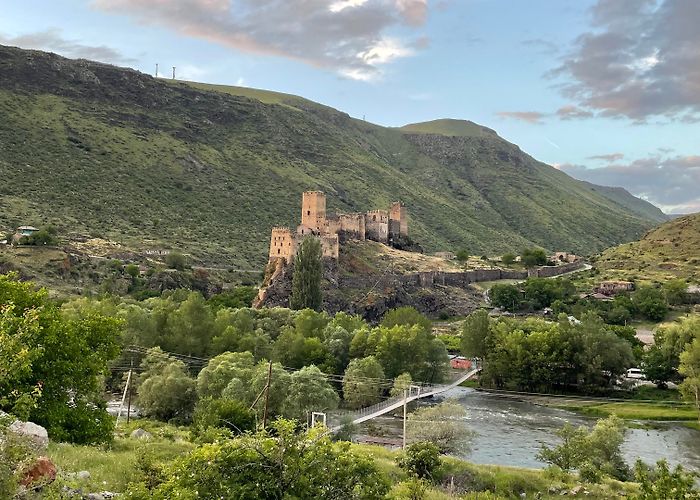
[1,0,698,214]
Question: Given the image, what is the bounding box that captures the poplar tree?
[290,237,323,311]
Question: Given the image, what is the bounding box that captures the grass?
[556,402,698,421]
[48,421,194,493]
[0,44,664,283]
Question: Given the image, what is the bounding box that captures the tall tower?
[301,191,326,231]
[390,201,408,236]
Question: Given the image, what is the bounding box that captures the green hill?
[596,212,700,282]
[0,45,664,271]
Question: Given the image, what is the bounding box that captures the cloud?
[587,153,624,162]
[0,28,135,63]
[495,111,546,124]
[552,0,700,122]
[560,154,700,213]
[91,0,430,81]
[556,105,594,120]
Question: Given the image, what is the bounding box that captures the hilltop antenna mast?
[155,63,159,78]
[172,66,176,79]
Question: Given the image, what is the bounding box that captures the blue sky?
[2,0,698,213]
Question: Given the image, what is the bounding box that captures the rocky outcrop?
[20,456,57,488]
[9,419,49,452]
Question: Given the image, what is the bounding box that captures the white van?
[626,368,645,379]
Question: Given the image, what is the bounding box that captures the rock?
[9,420,49,451]
[20,456,57,488]
[87,494,105,500]
[570,486,584,496]
[77,470,91,480]
[130,428,152,440]
[520,493,527,498]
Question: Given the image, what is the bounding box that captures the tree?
[489,284,521,312]
[196,351,255,399]
[390,372,413,398]
[501,253,516,266]
[406,400,473,454]
[207,286,258,310]
[290,237,323,311]
[679,338,700,422]
[537,416,628,480]
[165,251,188,270]
[0,274,121,444]
[222,361,290,419]
[137,420,390,499]
[371,325,449,382]
[455,249,470,263]
[521,248,547,268]
[398,442,442,480]
[343,356,386,409]
[664,279,689,306]
[633,459,700,500]
[191,398,256,440]
[137,350,197,423]
[461,309,490,358]
[125,263,140,278]
[282,365,339,421]
[633,286,668,322]
[381,306,432,333]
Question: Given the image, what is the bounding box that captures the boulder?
[9,419,49,451]
[76,470,91,481]
[130,428,152,440]
[20,456,57,488]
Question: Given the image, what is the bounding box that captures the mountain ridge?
[0,44,664,271]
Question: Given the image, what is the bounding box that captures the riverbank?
[47,419,636,499]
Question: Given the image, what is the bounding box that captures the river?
[359,387,700,471]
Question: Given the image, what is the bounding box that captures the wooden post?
[126,360,133,424]
[262,360,273,429]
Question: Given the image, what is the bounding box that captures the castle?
[269,191,408,262]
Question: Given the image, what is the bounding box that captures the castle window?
[373,215,377,221]
[307,210,311,216]
[278,249,281,255]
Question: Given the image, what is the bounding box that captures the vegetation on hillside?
[0,45,665,272]
[596,212,700,283]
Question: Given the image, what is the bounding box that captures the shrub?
[398,442,442,480]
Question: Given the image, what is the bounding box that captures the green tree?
[196,351,255,399]
[282,365,339,421]
[207,287,258,310]
[191,398,256,440]
[398,442,442,480]
[460,309,490,358]
[290,237,323,311]
[125,263,140,278]
[372,325,449,382]
[390,372,413,398]
[633,459,700,500]
[632,286,668,322]
[664,279,689,306]
[407,400,473,454]
[0,274,121,444]
[490,284,521,311]
[343,356,386,409]
[164,292,215,357]
[165,251,188,270]
[222,361,291,419]
[501,253,516,266]
[137,350,197,423]
[136,420,389,499]
[679,338,700,422]
[521,248,547,268]
[381,306,432,333]
[455,249,470,262]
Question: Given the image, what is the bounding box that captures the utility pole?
[262,360,273,429]
[126,359,133,424]
[155,63,159,78]
[402,388,408,449]
[116,367,132,426]
[172,66,176,80]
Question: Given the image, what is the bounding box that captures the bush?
[165,252,188,270]
[501,253,516,265]
[192,398,256,440]
[398,442,442,480]
[138,355,197,424]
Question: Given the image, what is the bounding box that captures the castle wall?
[339,213,366,240]
[301,191,326,231]
[321,234,339,259]
[365,210,389,242]
[269,227,295,262]
[390,202,408,236]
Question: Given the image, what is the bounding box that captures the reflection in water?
[359,387,700,471]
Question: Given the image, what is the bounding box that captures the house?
[449,356,473,370]
[17,226,39,237]
[596,280,634,296]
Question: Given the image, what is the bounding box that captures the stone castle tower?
[268,191,408,263]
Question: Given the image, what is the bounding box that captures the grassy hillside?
[0,45,663,271]
[596,212,700,282]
